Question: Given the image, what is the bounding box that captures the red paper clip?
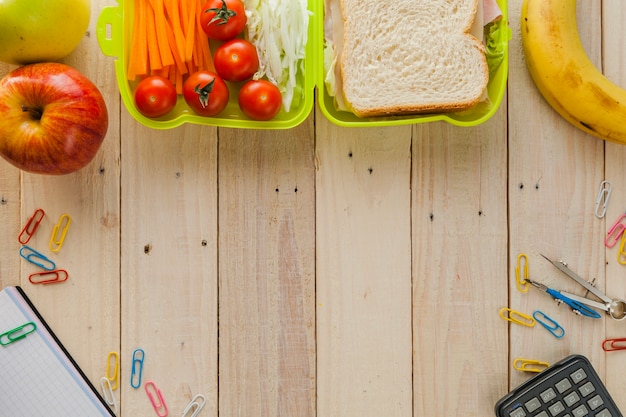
[145,381,168,417]
[28,270,69,285]
[18,208,45,245]
[602,338,626,351]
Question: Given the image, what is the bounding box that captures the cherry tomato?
[214,39,259,83]
[183,71,229,117]
[200,0,247,41]
[238,79,282,121]
[134,76,177,118]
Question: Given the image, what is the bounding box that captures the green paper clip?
[0,322,36,346]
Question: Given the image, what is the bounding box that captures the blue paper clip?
[130,348,145,388]
[19,246,56,270]
[533,310,565,339]
[0,322,37,346]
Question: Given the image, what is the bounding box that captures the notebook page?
[0,287,114,417]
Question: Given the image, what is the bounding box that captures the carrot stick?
[127,0,149,80]
[164,0,186,61]
[145,0,162,71]
[164,16,188,75]
[148,0,174,67]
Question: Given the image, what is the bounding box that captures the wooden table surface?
[1,0,625,415]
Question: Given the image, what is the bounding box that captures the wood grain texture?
[316,114,413,417]
[218,117,316,417]
[412,105,509,416]
[602,0,626,411]
[1,0,625,416]
[508,0,605,389]
[119,120,218,415]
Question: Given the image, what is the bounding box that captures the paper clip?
[49,213,71,252]
[106,351,119,390]
[130,348,145,388]
[100,377,118,414]
[617,233,626,266]
[145,381,168,417]
[28,269,69,285]
[18,208,45,245]
[605,213,626,248]
[603,338,626,351]
[595,180,612,218]
[532,310,565,339]
[513,358,550,373]
[182,394,206,417]
[0,322,36,346]
[499,307,536,327]
[19,245,56,271]
[515,253,530,293]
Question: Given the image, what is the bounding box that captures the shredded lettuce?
[484,20,505,77]
[243,0,310,112]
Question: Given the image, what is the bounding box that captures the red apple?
[0,63,108,175]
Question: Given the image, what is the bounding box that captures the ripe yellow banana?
[521,0,626,144]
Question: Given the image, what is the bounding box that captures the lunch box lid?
[96,0,510,130]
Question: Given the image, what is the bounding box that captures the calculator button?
[587,394,604,410]
[548,401,565,416]
[540,387,557,403]
[596,409,613,417]
[572,404,588,417]
[555,378,572,393]
[535,411,549,417]
[508,407,526,417]
[579,381,595,397]
[570,368,587,384]
[524,397,541,413]
[563,391,580,407]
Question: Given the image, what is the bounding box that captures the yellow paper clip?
[513,358,550,373]
[100,377,118,414]
[515,253,530,293]
[106,351,119,390]
[595,180,612,218]
[49,213,71,252]
[617,232,626,266]
[182,394,207,417]
[499,307,536,327]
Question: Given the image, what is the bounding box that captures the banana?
[521,0,626,144]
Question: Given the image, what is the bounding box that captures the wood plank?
[218,117,316,417]
[10,0,122,393]
[601,0,626,410]
[0,59,20,287]
[119,121,218,416]
[316,116,412,417]
[412,105,508,415]
[507,0,605,390]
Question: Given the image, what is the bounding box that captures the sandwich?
[324,0,503,118]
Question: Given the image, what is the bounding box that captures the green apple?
[0,0,91,65]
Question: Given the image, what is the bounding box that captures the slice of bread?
[339,0,489,118]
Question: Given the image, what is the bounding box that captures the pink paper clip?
[28,270,69,285]
[145,381,168,416]
[605,213,626,248]
[18,208,45,245]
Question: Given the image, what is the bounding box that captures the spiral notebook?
[0,286,115,416]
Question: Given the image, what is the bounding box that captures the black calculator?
[495,355,622,417]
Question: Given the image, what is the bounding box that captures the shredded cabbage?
[243,0,310,112]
